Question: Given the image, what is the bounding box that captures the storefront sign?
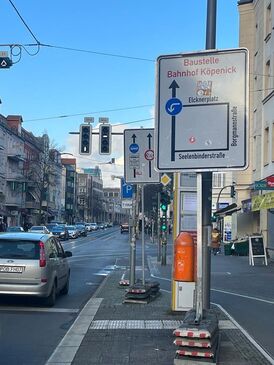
[252,192,274,211]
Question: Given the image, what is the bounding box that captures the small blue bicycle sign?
[165,98,183,116]
[129,143,139,153]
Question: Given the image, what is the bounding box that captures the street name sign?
[155,48,248,171]
[124,128,160,184]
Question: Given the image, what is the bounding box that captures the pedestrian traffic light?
[160,200,168,212]
[79,124,92,155]
[160,217,167,232]
[99,124,112,155]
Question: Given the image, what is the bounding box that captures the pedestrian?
[211,228,221,255]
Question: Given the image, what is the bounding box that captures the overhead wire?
[39,43,155,63]
[7,0,40,45]
[24,104,154,122]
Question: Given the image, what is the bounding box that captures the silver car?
[0,232,72,306]
[29,226,50,234]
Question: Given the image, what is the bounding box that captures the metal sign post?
[141,184,145,285]
[195,173,203,321]
[129,189,137,287]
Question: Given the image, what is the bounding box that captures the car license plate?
[0,265,24,273]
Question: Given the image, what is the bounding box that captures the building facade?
[237,0,274,257]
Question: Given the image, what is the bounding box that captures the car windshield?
[30,226,44,231]
[0,240,39,259]
[7,227,23,232]
[52,227,64,232]
[67,226,75,230]
[46,224,57,230]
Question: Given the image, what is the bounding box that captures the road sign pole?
[141,184,145,285]
[129,190,136,287]
[201,0,217,312]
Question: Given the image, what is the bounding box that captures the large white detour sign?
[155,48,248,171]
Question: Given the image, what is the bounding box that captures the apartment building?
[237,0,274,257]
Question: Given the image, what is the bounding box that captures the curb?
[45,274,112,365]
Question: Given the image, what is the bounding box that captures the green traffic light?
[161,224,167,231]
[160,203,167,212]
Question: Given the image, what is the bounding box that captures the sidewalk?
[47,247,274,365]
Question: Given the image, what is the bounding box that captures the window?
[272,123,274,162]
[253,136,257,171]
[264,60,271,96]
[48,238,58,258]
[212,173,226,188]
[264,127,269,165]
[265,3,272,40]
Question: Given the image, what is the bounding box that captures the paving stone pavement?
[69,267,273,365]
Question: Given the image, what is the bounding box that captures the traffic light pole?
[157,192,161,262]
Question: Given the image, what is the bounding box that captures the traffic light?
[160,191,170,212]
[160,217,167,232]
[230,185,236,198]
[79,124,92,155]
[99,124,112,155]
[160,191,170,233]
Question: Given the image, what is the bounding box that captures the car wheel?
[44,282,56,307]
[60,274,70,295]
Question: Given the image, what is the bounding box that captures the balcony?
[7,154,25,162]
[25,201,40,209]
[5,195,23,207]
[6,173,25,182]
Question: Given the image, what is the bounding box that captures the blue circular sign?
[129,143,139,153]
[165,98,183,116]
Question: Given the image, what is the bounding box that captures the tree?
[27,134,62,224]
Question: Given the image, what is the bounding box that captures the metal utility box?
[173,281,195,311]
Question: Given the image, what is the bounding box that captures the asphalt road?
[211,254,274,359]
[0,227,129,365]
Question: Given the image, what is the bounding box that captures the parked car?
[51,225,69,240]
[89,223,98,231]
[66,225,79,239]
[120,222,129,234]
[6,226,25,233]
[29,226,50,234]
[98,222,105,230]
[0,232,72,306]
[46,223,59,233]
[75,224,87,237]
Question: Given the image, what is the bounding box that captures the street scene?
[1,0,274,364]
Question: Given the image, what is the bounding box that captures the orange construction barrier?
[173,232,194,282]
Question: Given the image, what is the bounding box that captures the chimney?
[6,115,23,135]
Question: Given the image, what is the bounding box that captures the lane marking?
[150,273,171,282]
[212,302,274,365]
[212,288,274,305]
[0,307,79,313]
[46,298,102,364]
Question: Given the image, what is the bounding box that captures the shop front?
[252,192,274,259]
